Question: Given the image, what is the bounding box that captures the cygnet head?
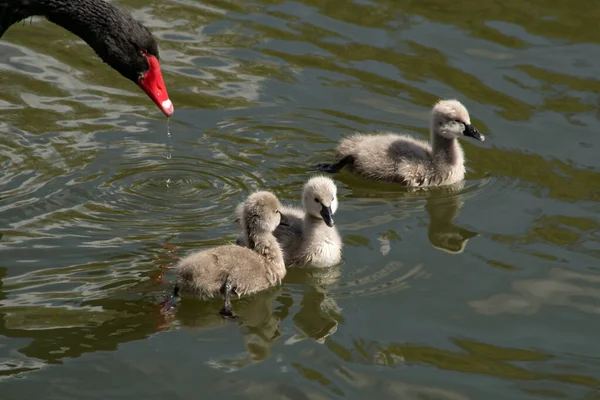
[302,176,338,227]
[431,99,485,142]
[243,191,283,234]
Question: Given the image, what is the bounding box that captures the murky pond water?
[1,0,600,398]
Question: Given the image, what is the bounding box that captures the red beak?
[137,55,174,117]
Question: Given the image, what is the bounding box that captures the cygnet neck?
[304,213,324,228]
[431,130,464,166]
[248,232,284,266]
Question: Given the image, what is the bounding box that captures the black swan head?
[0,0,174,117]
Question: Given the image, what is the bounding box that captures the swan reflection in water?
[174,287,284,372]
[173,272,344,370]
[282,267,344,346]
[424,181,479,254]
[348,179,480,255]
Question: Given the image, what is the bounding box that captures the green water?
[1,0,600,398]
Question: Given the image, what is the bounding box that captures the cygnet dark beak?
[278,212,290,227]
[464,124,485,142]
[320,205,335,227]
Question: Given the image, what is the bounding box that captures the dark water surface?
[1,0,600,398]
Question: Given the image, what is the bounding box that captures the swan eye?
[138,49,148,56]
[314,197,319,203]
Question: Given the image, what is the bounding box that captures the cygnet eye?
[314,197,319,203]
